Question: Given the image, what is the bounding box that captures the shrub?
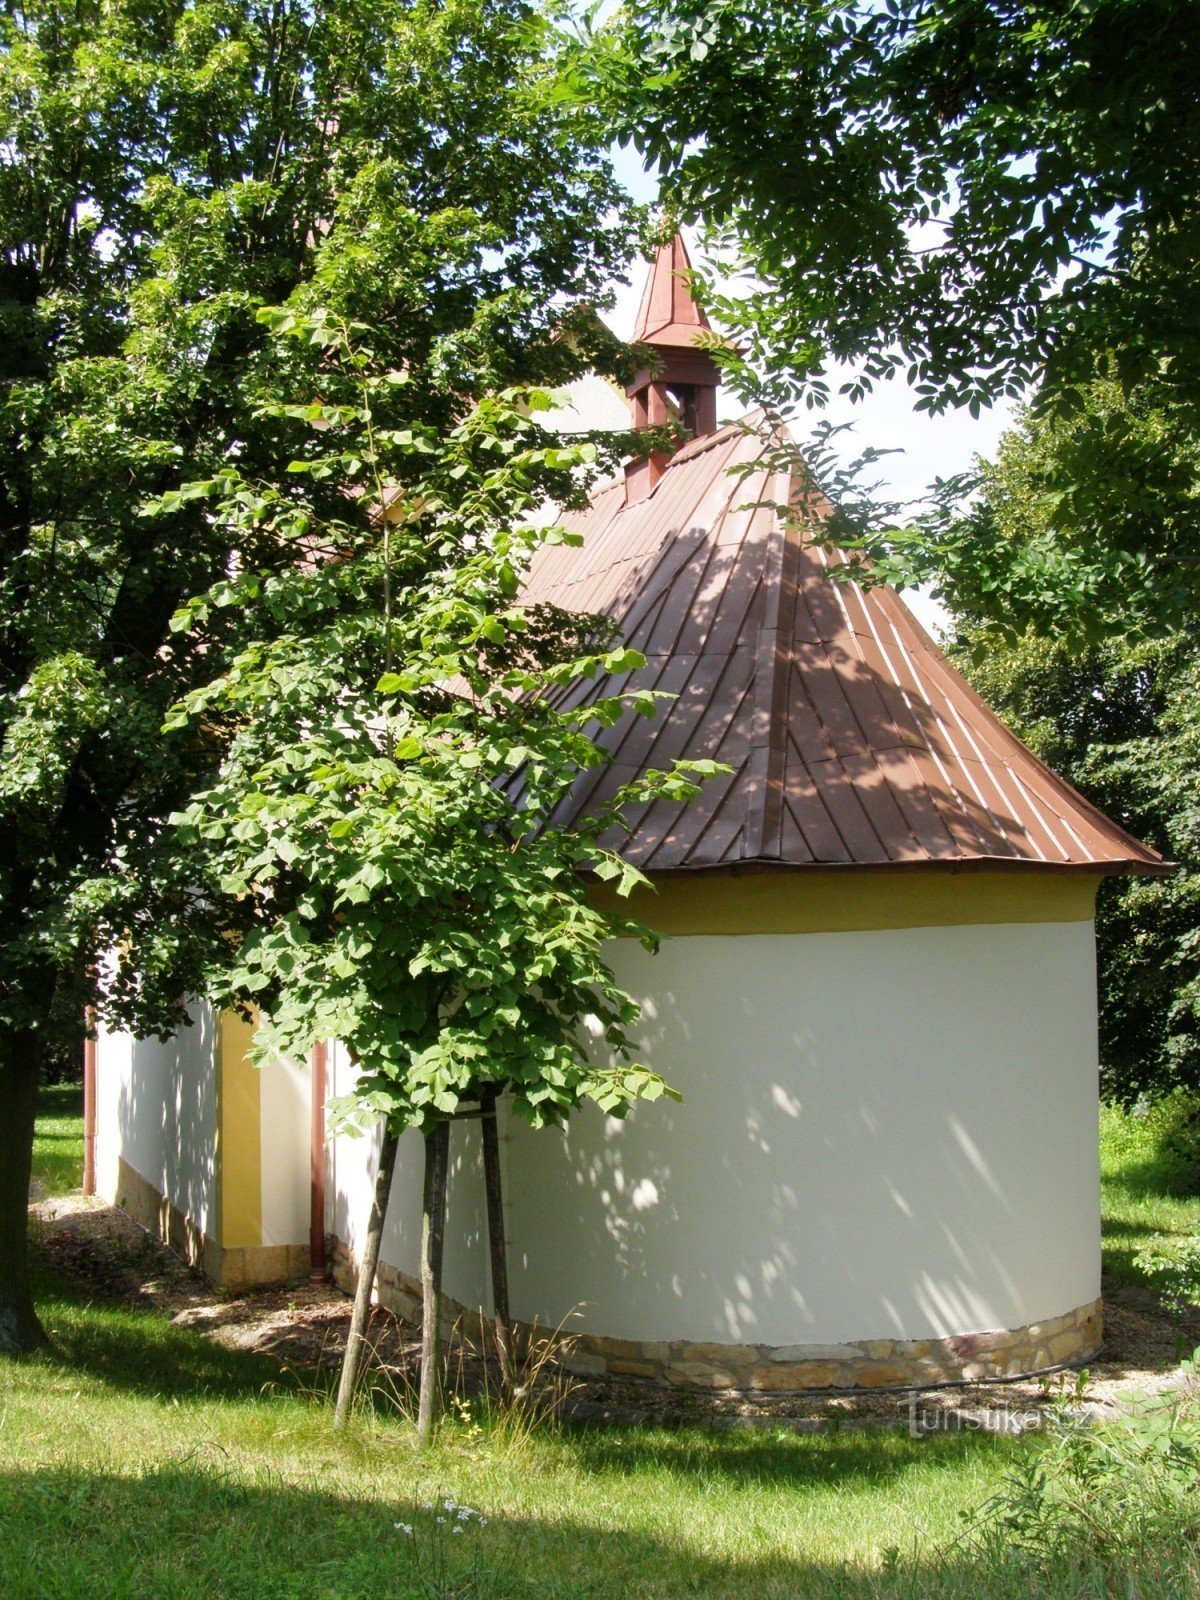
[960,1364,1200,1577]
[1156,1089,1200,1188]
[1135,1234,1200,1315]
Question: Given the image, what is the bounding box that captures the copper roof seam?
[782,729,860,863]
[780,766,846,865]
[780,793,820,865]
[916,638,1071,862]
[878,590,1085,826]
[652,518,735,662]
[707,674,758,766]
[610,649,733,773]
[893,592,1163,867]
[756,463,799,639]
[603,434,752,630]
[928,700,1047,857]
[591,640,718,777]
[805,549,927,860]
[745,459,800,857]
[877,608,1019,856]
[619,453,727,597]
[878,744,972,858]
[798,557,982,857]
[789,589,858,767]
[623,588,673,655]
[677,758,754,866]
[803,755,880,863]
[875,629,1000,855]
[662,485,763,661]
[999,761,1096,864]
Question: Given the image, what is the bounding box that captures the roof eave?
[593,856,1175,881]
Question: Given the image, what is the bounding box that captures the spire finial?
[631,233,714,348]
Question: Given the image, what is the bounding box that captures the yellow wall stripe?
[589,869,1102,937]
[216,1010,262,1249]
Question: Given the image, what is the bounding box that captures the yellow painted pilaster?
[216,1010,262,1250]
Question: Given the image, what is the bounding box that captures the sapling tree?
[157,308,711,1440]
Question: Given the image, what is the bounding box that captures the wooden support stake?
[82,1009,97,1198]
[333,1122,399,1430]
[417,1119,450,1447]
[480,1091,513,1399]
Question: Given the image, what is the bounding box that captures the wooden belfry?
[625,234,722,502]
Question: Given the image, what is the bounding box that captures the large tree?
[944,387,1200,1100]
[0,0,639,1355]
[576,0,1200,636]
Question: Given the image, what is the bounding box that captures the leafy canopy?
[0,0,641,1058]
[157,309,716,1132]
[945,384,1200,1101]
[573,0,1200,637]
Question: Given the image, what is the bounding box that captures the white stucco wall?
[94,1004,219,1237]
[503,919,1101,1347]
[326,1042,491,1312]
[259,1055,311,1248]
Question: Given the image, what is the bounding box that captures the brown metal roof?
[523,416,1167,876]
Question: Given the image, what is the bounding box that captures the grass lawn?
[3,1095,1198,1599]
[1100,1101,1200,1285]
[32,1083,85,1199]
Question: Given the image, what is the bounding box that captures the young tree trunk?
[0,1032,49,1355]
[332,1121,399,1430]
[416,1119,450,1447]
[480,1092,513,1399]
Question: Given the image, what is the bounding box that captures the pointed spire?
[625,233,723,502]
[631,233,714,350]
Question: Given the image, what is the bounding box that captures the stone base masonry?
[114,1158,310,1288]
[112,1178,1102,1392]
[551,1300,1103,1391]
[329,1228,1102,1393]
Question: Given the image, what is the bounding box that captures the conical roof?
[631,234,715,351]
[523,418,1166,875]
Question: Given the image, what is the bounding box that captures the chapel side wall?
[502,910,1103,1380]
[326,1041,491,1320]
[95,1004,218,1245]
[259,1052,310,1250]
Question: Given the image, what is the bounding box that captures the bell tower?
[625,234,722,503]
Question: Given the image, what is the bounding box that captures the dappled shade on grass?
[12,1044,1200,1598]
[1100,1105,1200,1284]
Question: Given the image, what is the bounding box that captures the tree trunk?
[480,1092,513,1400]
[0,1030,49,1355]
[332,1121,399,1430]
[417,1119,450,1447]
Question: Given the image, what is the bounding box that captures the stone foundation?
[330,1229,1101,1393]
[549,1300,1103,1391]
[330,1238,491,1345]
[113,1158,310,1288]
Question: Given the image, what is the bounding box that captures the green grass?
[6,1092,1200,1598]
[1100,1102,1200,1286]
[32,1083,84,1198]
[4,1233,1032,1600]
